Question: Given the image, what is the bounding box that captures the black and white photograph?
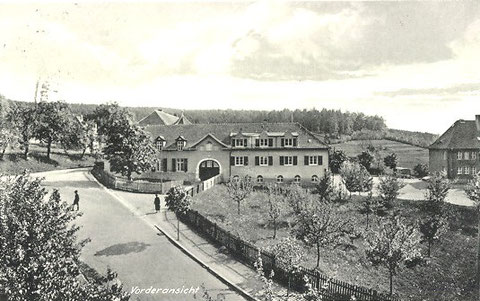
[1,1,480,300]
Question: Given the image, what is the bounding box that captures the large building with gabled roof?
[429,115,480,179]
[143,121,329,184]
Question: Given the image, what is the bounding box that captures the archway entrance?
[198,160,220,181]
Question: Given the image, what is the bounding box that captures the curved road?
[36,168,246,301]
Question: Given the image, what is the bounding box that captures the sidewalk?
[106,188,287,300]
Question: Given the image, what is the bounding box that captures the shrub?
[413,163,429,178]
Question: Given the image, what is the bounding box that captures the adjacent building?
[137,109,192,126]
[143,122,329,185]
[429,115,480,179]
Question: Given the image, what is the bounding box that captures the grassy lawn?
[0,143,96,175]
[331,139,428,170]
[191,184,477,301]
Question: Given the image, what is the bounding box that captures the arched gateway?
[197,159,221,181]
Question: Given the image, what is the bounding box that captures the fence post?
[214,223,217,240]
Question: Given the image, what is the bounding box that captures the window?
[464,152,470,160]
[443,151,447,160]
[176,158,188,172]
[256,138,270,147]
[465,166,470,175]
[276,175,284,183]
[282,138,297,147]
[312,175,319,183]
[473,152,477,160]
[284,156,293,166]
[235,156,244,166]
[205,141,213,151]
[257,175,264,183]
[458,166,463,175]
[473,167,477,175]
[232,138,247,148]
[155,140,165,151]
[177,140,185,151]
[232,175,240,182]
[458,152,463,160]
[294,175,301,183]
[231,156,248,166]
[259,156,269,166]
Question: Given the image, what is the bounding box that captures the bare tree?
[226,176,253,215]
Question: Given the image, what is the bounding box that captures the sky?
[0,1,479,134]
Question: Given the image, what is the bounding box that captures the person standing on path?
[154,194,161,213]
[73,190,80,211]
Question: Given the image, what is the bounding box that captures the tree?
[34,101,71,159]
[419,216,448,257]
[8,104,36,159]
[268,237,303,295]
[165,186,192,240]
[340,161,373,196]
[104,123,156,181]
[464,173,480,299]
[365,216,423,295]
[360,191,381,229]
[293,202,353,268]
[377,174,405,209]
[413,163,429,178]
[357,151,374,171]
[265,184,288,239]
[312,171,334,203]
[384,153,398,171]
[0,97,17,160]
[329,150,347,174]
[226,176,253,215]
[62,118,98,159]
[285,184,309,214]
[0,174,129,300]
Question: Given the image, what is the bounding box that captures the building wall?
[230,148,329,185]
[430,148,480,179]
[429,149,447,176]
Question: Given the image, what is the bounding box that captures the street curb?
[153,224,259,301]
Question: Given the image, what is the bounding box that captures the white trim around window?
[284,156,293,166]
[259,156,269,166]
[308,156,318,166]
[235,156,245,166]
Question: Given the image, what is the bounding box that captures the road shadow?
[94,241,151,256]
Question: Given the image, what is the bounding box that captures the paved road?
[36,169,246,301]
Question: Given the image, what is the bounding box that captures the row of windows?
[456,151,477,160]
[457,166,477,175]
[231,137,298,148]
[231,155,323,167]
[153,158,188,172]
[234,175,320,184]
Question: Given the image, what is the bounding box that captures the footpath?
[92,177,287,301]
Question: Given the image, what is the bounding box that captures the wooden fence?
[92,166,183,194]
[178,209,400,301]
[184,174,223,197]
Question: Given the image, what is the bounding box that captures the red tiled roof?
[429,119,480,150]
[144,122,328,150]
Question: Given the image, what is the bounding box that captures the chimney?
[476,115,480,132]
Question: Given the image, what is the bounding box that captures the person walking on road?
[73,190,80,211]
[154,194,161,213]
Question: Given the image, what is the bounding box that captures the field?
[0,143,96,175]
[191,184,477,301]
[331,139,429,169]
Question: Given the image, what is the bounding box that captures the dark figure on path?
[73,190,80,211]
[154,194,161,213]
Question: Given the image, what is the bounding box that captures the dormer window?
[176,136,187,151]
[155,136,166,151]
[281,138,297,147]
[232,138,247,148]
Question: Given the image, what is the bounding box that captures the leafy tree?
[365,216,423,295]
[340,161,373,196]
[378,174,405,209]
[104,123,156,181]
[0,174,129,300]
[226,176,253,215]
[360,191,381,229]
[464,174,480,294]
[265,184,288,239]
[268,237,303,295]
[312,171,334,202]
[413,163,429,178]
[165,186,192,240]
[285,184,309,215]
[62,118,98,159]
[384,153,398,171]
[419,216,448,257]
[357,151,374,171]
[34,101,71,159]
[8,104,36,159]
[0,97,17,160]
[293,202,353,268]
[423,172,450,215]
[86,102,131,139]
[329,150,347,174]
